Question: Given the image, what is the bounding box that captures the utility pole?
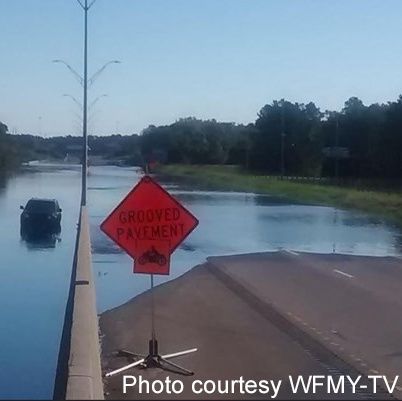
[280,103,285,179]
[335,116,339,183]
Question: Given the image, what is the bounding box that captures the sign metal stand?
[102,172,199,378]
[105,274,197,377]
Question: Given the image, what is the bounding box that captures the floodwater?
[88,166,402,312]
[0,164,401,399]
[0,166,80,399]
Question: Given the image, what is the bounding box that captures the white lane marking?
[334,269,354,279]
[284,249,299,256]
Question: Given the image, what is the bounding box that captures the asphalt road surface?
[100,251,401,400]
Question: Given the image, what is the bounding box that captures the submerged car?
[20,198,62,233]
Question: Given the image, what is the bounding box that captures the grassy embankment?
[159,164,402,227]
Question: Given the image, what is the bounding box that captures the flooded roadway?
[88,166,402,312]
[0,164,401,399]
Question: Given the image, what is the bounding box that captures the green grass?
[158,164,402,227]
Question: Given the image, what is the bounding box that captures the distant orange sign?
[100,175,199,275]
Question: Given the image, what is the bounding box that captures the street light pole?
[55,0,119,206]
[82,0,89,206]
[75,0,97,205]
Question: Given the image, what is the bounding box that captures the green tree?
[252,100,323,175]
[0,122,8,135]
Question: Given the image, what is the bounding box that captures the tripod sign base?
[105,339,197,377]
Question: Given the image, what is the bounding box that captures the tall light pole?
[56,0,94,205]
[54,0,120,205]
[81,0,90,206]
[61,0,98,206]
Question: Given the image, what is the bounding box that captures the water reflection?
[253,193,304,206]
[20,225,62,250]
[171,190,266,206]
[339,214,383,226]
[393,232,402,254]
[0,171,10,195]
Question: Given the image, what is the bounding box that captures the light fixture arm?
[88,0,98,9]
[62,94,83,109]
[88,61,121,87]
[89,94,108,110]
[53,60,84,86]
[75,0,85,9]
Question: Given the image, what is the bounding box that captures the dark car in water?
[20,198,62,234]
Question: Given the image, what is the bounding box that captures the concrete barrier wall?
[66,206,104,400]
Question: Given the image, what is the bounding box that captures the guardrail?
[54,206,104,400]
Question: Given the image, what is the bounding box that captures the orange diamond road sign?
[100,175,199,275]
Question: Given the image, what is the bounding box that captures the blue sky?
[1,0,402,136]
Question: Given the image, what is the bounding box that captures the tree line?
[139,96,402,180]
[0,130,141,167]
[1,94,402,180]
[0,121,21,169]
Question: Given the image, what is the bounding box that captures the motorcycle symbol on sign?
[138,246,167,266]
